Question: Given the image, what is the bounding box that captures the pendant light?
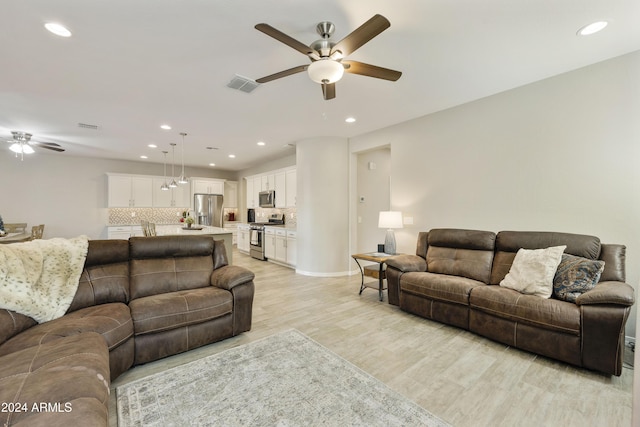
[178,132,189,184]
[160,150,169,190]
[169,143,178,188]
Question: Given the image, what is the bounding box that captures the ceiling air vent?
[227,74,259,93]
[78,122,99,130]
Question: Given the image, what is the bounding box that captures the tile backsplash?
[254,207,297,227]
[109,208,188,225]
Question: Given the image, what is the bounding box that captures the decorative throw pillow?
[553,254,605,302]
[499,245,566,298]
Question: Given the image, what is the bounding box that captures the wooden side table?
[351,252,398,301]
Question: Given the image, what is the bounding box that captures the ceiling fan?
[254,14,402,100]
[2,131,65,160]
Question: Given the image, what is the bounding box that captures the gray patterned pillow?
[553,254,605,302]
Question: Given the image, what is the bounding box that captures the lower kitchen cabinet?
[237,224,250,253]
[264,227,296,268]
[107,226,143,239]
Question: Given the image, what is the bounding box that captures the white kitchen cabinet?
[107,225,144,239]
[237,224,250,253]
[274,229,287,262]
[245,178,255,208]
[275,171,286,208]
[285,168,297,207]
[192,178,225,195]
[152,178,189,208]
[261,174,275,191]
[223,222,238,244]
[224,181,238,208]
[108,174,153,208]
[286,230,297,266]
[264,227,276,259]
[244,175,263,209]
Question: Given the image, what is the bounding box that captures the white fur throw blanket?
[0,235,88,323]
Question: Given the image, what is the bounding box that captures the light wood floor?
[109,250,634,426]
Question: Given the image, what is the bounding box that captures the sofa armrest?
[385,255,427,273]
[575,281,635,306]
[210,265,255,291]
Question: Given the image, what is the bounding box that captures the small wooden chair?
[4,223,27,233]
[140,220,150,237]
[31,224,44,240]
[148,222,157,236]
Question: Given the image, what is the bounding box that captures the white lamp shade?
[378,211,403,229]
[9,143,34,154]
[307,59,344,84]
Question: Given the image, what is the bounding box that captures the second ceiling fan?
[254,14,402,100]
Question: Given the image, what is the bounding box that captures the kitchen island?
[155,225,234,263]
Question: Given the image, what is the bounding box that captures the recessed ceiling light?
[228,154,236,158]
[148,144,157,148]
[577,21,608,36]
[160,124,171,130]
[140,155,148,159]
[45,23,72,37]
[209,163,216,167]
[257,141,266,146]
[345,117,356,123]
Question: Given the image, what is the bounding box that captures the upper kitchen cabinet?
[275,171,286,208]
[285,169,297,207]
[192,178,225,195]
[261,174,275,191]
[224,181,238,208]
[107,174,153,208]
[152,178,189,208]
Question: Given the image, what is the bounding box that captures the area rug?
[117,329,450,426]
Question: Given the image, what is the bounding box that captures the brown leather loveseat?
[0,235,254,426]
[386,228,635,376]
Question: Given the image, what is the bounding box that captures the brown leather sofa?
[0,235,255,426]
[386,228,635,376]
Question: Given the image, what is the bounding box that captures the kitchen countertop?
[154,225,232,236]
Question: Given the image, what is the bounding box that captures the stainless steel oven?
[249,213,285,260]
[249,225,265,260]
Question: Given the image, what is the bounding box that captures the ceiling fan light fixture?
[307,59,344,84]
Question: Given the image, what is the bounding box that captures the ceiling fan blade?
[255,23,317,58]
[322,82,336,100]
[331,14,390,58]
[256,65,308,83]
[342,60,402,81]
[31,142,65,152]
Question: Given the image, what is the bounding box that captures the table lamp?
[378,211,403,255]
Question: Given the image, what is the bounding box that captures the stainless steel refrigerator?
[193,193,224,227]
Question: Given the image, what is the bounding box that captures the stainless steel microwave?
[259,190,275,208]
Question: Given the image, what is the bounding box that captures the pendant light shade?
[160,150,169,190]
[178,132,189,184]
[169,143,178,188]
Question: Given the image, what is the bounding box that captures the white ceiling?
[1,1,639,171]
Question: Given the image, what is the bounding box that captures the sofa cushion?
[0,332,110,426]
[426,228,496,284]
[553,254,605,302]
[129,287,233,335]
[400,271,487,305]
[470,285,581,335]
[490,231,601,284]
[0,309,36,347]
[130,256,215,299]
[68,261,130,313]
[499,246,566,299]
[0,302,133,357]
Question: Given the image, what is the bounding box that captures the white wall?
[356,148,391,253]
[0,154,235,239]
[350,51,640,340]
